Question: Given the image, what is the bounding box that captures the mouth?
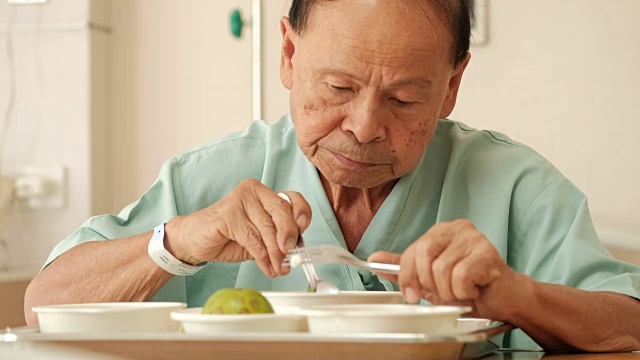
[327,149,387,169]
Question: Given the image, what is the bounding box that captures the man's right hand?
[163,179,311,277]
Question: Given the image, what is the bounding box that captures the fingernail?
[269,265,277,278]
[404,287,420,304]
[285,237,297,251]
[277,192,291,203]
[297,214,308,229]
[279,262,290,275]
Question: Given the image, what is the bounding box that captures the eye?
[330,85,353,93]
[391,98,414,107]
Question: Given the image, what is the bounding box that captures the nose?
[341,96,386,144]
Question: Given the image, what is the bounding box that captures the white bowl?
[457,318,500,333]
[171,308,307,333]
[260,291,404,314]
[302,304,471,335]
[33,302,187,333]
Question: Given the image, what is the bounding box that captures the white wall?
[108,0,254,212]
[263,0,291,123]
[0,0,108,270]
[451,0,640,248]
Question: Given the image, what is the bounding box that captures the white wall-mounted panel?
[0,0,90,27]
[0,29,93,270]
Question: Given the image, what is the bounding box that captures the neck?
[319,171,398,252]
[319,172,398,215]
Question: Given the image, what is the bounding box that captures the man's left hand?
[369,219,529,321]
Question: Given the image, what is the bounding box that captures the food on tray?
[202,288,275,314]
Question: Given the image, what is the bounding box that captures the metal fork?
[283,244,401,275]
[277,193,340,294]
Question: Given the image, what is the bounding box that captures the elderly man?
[25,0,640,352]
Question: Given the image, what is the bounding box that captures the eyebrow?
[318,68,433,90]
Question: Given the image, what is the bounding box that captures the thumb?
[368,251,401,283]
[368,250,401,264]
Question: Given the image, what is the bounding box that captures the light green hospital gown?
[45,115,640,350]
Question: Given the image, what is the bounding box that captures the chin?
[321,170,390,189]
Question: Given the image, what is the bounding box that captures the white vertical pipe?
[251,0,263,120]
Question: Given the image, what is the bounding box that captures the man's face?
[281,0,469,189]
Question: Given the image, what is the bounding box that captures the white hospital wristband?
[147,223,205,276]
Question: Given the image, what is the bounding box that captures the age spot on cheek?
[304,103,317,111]
[417,121,431,137]
[303,97,330,112]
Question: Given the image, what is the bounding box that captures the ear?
[280,16,297,90]
[438,52,471,118]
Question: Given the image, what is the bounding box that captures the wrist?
[164,216,203,266]
[502,272,538,324]
[147,222,205,276]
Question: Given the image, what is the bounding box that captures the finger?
[275,191,312,271]
[228,212,275,278]
[257,192,304,275]
[229,179,279,276]
[415,223,451,301]
[413,232,449,298]
[279,191,312,231]
[400,225,454,304]
[450,260,481,301]
[430,239,468,302]
[368,251,400,283]
[451,253,501,300]
[438,222,495,301]
[213,240,252,263]
[398,247,421,304]
[273,192,305,254]
[367,251,400,264]
[244,202,287,277]
[418,221,476,301]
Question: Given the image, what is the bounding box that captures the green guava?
[201,288,274,315]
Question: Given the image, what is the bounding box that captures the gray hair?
[288,0,471,65]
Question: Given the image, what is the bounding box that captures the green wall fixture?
[230,9,244,38]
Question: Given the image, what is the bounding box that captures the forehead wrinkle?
[338,33,439,69]
[316,38,439,89]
